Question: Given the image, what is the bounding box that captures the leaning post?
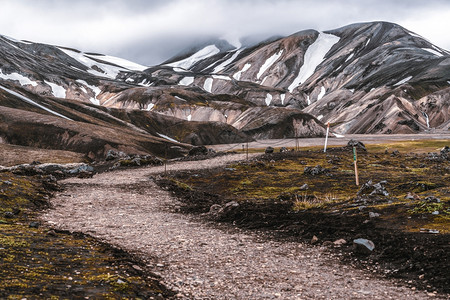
[353,146,359,186]
[323,122,330,152]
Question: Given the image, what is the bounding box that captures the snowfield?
[394,76,413,86]
[204,78,213,93]
[0,85,72,120]
[288,32,340,92]
[76,80,101,105]
[317,86,326,100]
[167,45,220,70]
[421,48,443,57]
[257,50,283,79]
[59,48,124,79]
[265,93,272,106]
[0,70,38,86]
[179,77,194,86]
[213,49,244,73]
[85,54,148,71]
[44,81,66,98]
[233,63,251,80]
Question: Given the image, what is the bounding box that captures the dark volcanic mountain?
[0,21,449,159]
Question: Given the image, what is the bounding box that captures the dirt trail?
[40,154,439,299]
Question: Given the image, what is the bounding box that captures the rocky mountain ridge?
[0,21,449,159]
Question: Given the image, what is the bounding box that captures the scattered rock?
[279,147,288,153]
[105,149,127,161]
[333,239,347,246]
[346,139,366,152]
[391,150,400,157]
[265,147,274,154]
[405,192,420,200]
[353,238,375,254]
[304,165,328,176]
[425,196,440,203]
[188,146,209,156]
[207,201,240,220]
[29,221,40,228]
[369,212,380,218]
[311,235,319,244]
[440,146,449,154]
[357,180,389,197]
[207,204,223,218]
[67,164,94,175]
[299,184,309,190]
[4,211,15,219]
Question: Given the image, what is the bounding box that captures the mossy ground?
[0,172,172,299]
[158,141,449,294]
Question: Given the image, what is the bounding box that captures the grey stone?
[299,184,309,190]
[265,146,274,154]
[369,212,380,218]
[353,238,375,253]
[347,139,366,151]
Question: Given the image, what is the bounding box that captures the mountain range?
[0,21,449,159]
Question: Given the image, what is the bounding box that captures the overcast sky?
[1,0,449,66]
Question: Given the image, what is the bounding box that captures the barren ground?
[40,153,448,299]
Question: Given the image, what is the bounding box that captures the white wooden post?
[323,122,330,153]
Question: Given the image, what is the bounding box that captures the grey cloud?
[0,0,449,65]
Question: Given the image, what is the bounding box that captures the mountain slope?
[0,21,449,160]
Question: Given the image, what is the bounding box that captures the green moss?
[0,172,171,299]
[172,142,450,233]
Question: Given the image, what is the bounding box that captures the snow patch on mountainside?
[0,85,72,120]
[257,50,283,79]
[157,133,178,143]
[317,86,326,100]
[345,53,354,62]
[422,48,443,57]
[0,70,38,86]
[393,76,413,86]
[233,63,251,80]
[175,96,187,102]
[59,48,123,79]
[85,54,148,71]
[76,80,101,105]
[212,75,231,81]
[288,32,340,92]
[204,78,213,93]
[179,76,194,86]
[167,45,220,70]
[44,81,66,98]
[280,94,285,105]
[213,49,244,73]
[265,93,273,106]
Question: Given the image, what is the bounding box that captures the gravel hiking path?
[40,154,440,299]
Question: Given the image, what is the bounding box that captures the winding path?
[40,154,437,299]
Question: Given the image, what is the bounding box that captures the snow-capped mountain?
[148,21,449,133]
[0,21,449,159]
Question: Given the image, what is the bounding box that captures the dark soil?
[0,172,174,299]
[155,147,450,295]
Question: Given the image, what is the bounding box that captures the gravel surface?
[40,154,442,299]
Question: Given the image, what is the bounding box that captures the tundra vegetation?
[158,140,449,294]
